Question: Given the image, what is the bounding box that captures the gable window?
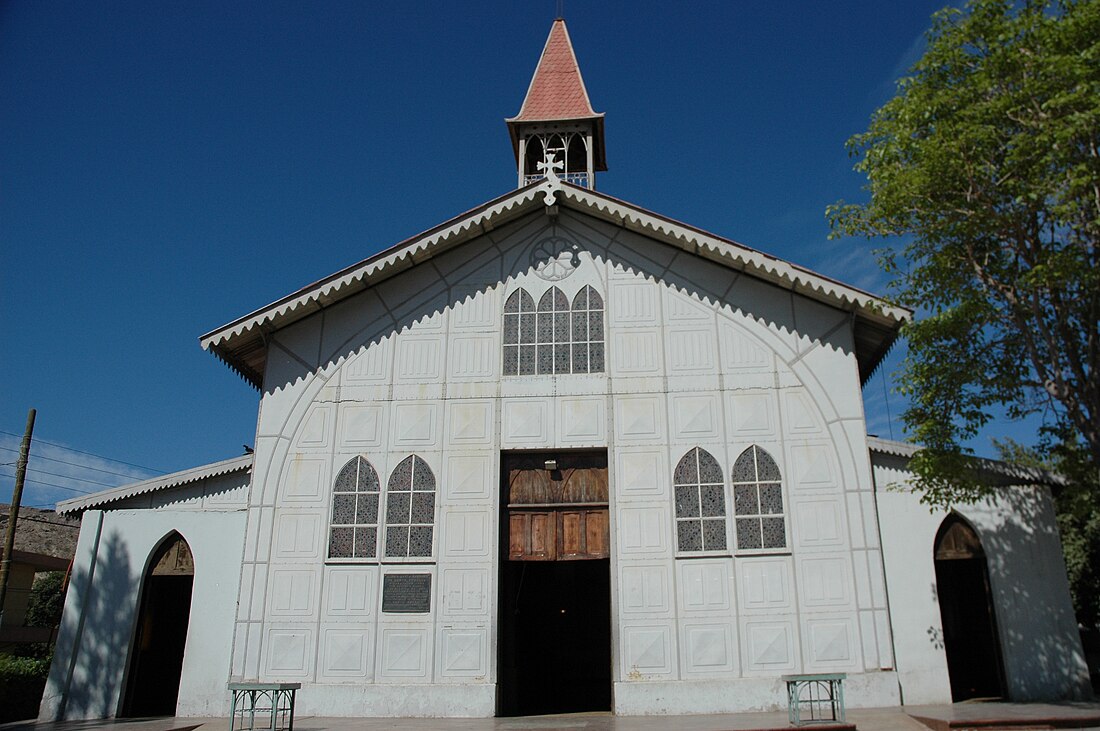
[384,455,436,559]
[328,456,380,559]
[503,285,605,376]
[673,447,727,552]
[731,446,786,551]
[503,289,536,375]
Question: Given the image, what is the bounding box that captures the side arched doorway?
[934,514,1006,701]
[120,532,195,717]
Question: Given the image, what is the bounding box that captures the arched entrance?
[934,514,1006,700]
[120,532,195,717]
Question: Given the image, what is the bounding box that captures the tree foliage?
[24,571,65,629]
[829,0,1100,505]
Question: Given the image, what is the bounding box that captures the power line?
[22,466,125,489]
[0,430,165,473]
[0,511,78,529]
[0,474,94,495]
[0,446,156,479]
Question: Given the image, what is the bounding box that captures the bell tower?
[506,18,607,190]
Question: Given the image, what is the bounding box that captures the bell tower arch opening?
[120,531,195,717]
[934,514,1006,701]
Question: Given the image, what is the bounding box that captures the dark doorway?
[934,515,1006,701]
[498,451,612,716]
[120,533,195,717]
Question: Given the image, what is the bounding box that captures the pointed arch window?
[503,288,536,375]
[328,456,380,560]
[673,447,727,552]
[731,446,786,551]
[384,455,436,559]
[504,285,604,376]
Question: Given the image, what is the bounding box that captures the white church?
[40,19,1089,721]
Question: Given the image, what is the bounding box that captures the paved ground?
[5,703,1100,731]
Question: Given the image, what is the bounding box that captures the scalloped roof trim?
[201,183,910,354]
[56,454,253,515]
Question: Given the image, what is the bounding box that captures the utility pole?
[0,408,36,628]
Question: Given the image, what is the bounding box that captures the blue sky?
[3,0,1018,509]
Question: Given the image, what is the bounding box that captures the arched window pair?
[503,285,605,376]
[328,455,436,560]
[673,446,786,553]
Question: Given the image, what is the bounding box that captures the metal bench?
[228,682,301,731]
[782,673,846,725]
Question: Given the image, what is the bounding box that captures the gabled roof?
[57,454,253,515]
[200,180,911,389]
[507,19,602,123]
[867,436,1063,487]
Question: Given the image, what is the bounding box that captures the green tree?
[829,0,1100,506]
[24,571,65,629]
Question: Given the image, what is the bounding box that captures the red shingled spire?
[509,18,601,122]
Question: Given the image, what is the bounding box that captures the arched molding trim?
[934,512,985,560]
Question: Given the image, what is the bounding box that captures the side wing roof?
[200,182,911,388]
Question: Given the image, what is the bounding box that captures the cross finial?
[537,151,563,206]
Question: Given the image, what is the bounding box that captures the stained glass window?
[384,455,436,559]
[673,447,727,552]
[503,289,536,376]
[504,285,604,376]
[328,456,380,560]
[731,446,786,551]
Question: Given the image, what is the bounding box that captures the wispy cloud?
[0,433,160,510]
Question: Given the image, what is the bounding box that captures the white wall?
[39,492,247,721]
[874,451,1090,704]
[228,206,899,716]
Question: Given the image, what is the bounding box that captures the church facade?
[40,20,1089,721]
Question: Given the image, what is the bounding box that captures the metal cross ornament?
[537,151,564,206]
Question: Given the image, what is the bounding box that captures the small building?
[40,18,1089,721]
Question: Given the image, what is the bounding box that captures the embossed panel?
[622,623,674,676]
[739,558,793,613]
[614,449,666,498]
[395,337,443,381]
[668,329,717,372]
[448,336,496,380]
[445,454,492,502]
[296,407,333,449]
[274,512,321,558]
[281,457,325,502]
[784,391,823,434]
[799,556,853,609]
[502,399,550,445]
[324,567,374,617]
[338,404,384,449]
[678,559,732,614]
[611,330,662,374]
[439,627,486,678]
[727,392,776,438]
[671,395,720,442]
[718,321,771,372]
[743,620,796,672]
[683,623,735,675]
[612,282,658,325]
[620,564,671,615]
[321,628,370,677]
[559,397,606,443]
[446,400,493,446]
[268,569,316,617]
[392,403,439,448]
[450,285,497,330]
[265,627,312,675]
[665,290,713,321]
[614,396,664,443]
[379,628,429,678]
[443,510,492,558]
[345,341,391,383]
[805,617,856,667]
[794,500,844,548]
[788,443,839,491]
[617,506,669,555]
[442,568,488,617]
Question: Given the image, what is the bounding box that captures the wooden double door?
[498,451,612,716]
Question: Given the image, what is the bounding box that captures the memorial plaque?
[382,573,432,613]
